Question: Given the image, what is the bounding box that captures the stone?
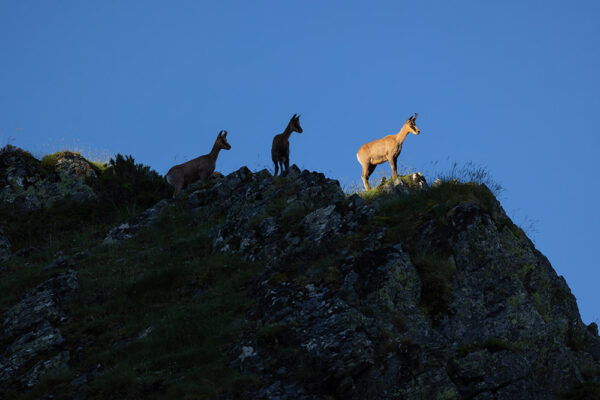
[0,146,98,211]
[2,270,79,339]
[0,320,65,383]
[104,198,172,243]
[20,350,70,388]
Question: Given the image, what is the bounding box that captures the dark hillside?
[0,145,598,399]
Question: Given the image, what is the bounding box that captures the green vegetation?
[2,204,266,399]
[364,179,499,317]
[369,180,500,249]
[92,153,170,209]
[0,151,267,399]
[434,161,503,197]
[588,322,599,337]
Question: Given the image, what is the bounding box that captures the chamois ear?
[222,130,228,137]
[292,113,297,120]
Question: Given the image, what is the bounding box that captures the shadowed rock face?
[181,169,597,400]
[1,158,598,398]
[0,271,79,388]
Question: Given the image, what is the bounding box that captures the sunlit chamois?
[165,130,231,198]
[271,114,303,176]
[356,113,421,190]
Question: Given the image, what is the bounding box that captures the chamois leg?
[362,163,376,191]
[283,158,289,176]
[389,156,398,178]
[273,161,279,176]
[172,181,183,198]
[167,174,184,198]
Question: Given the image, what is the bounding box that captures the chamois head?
[406,113,421,135]
[289,114,303,134]
[216,130,232,150]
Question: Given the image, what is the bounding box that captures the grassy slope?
[2,203,265,399]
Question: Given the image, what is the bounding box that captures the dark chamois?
[165,130,231,198]
[271,114,303,176]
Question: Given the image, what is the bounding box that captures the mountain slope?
[0,146,598,399]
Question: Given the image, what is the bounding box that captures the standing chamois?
[356,113,421,190]
[165,130,231,198]
[271,114,303,176]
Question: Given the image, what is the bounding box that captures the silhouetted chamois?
[356,113,421,190]
[271,114,303,176]
[166,130,231,197]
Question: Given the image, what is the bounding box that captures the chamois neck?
[283,123,294,139]
[209,142,222,160]
[395,124,411,143]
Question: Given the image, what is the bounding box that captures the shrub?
[588,322,599,336]
[92,154,169,209]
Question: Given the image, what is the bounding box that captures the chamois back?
[357,113,421,190]
[166,130,231,198]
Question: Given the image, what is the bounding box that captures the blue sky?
[1,1,599,323]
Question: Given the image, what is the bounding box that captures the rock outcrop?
[117,164,596,399]
[0,145,97,212]
[0,155,598,399]
[0,270,79,388]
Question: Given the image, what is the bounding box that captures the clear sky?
[1,1,598,323]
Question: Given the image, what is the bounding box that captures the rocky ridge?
[0,148,599,399]
[104,164,600,399]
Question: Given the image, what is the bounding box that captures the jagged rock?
[0,145,42,190]
[376,172,428,195]
[54,152,97,180]
[43,255,70,271]
[0,152,598,398]
[19,350,70,388]
[103,199,171,243]
[0,320,65,384]
[0,271,79,387]
[222,184,599,399]
[302,204,342,243]
[210,165,348,260]
[2,270,79,339]
[0,146,97,211]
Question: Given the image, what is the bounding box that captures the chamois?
[165,130,231,198]
[356,113,421,191]
[271,114,303,176]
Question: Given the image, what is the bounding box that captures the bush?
[92,154,169,209]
